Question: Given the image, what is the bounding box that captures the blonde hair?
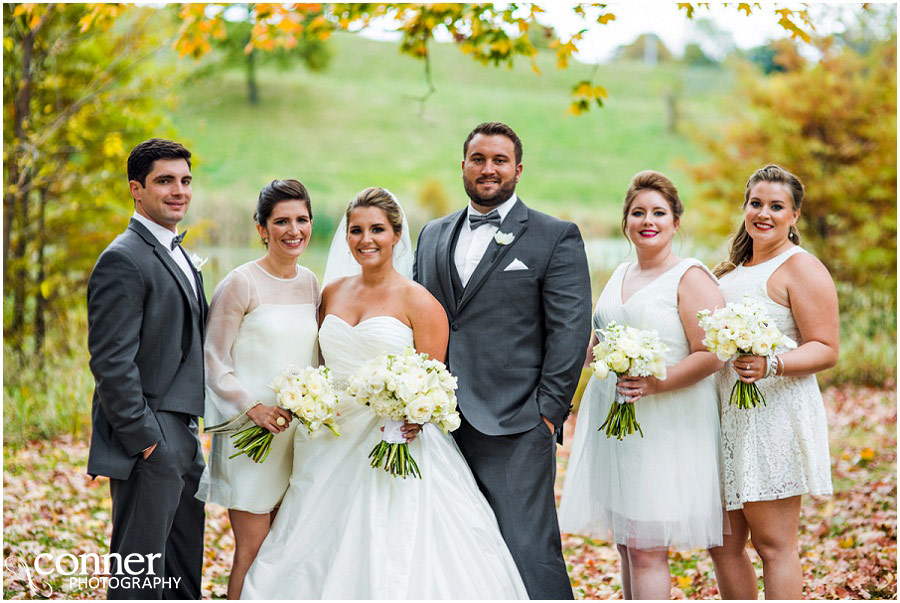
[345,187,403,234]
[714,164,804,277]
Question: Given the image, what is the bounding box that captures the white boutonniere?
[189,252,209,271]
[494,231,515,246]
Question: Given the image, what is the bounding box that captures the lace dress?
[559,258,724,551]
[196,261,319,513]
[716,246,833,510]
[240,314,527,599]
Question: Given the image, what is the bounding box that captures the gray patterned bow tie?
[468,210,501,230]
[170,230,187,250]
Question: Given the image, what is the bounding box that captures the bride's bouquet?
[346,347,460,479]
[697,296,797,409]
[590,322,668,440]
[230,366,340,463]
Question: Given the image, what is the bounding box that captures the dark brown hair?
[254,179,312,227]
[463,122,523,164]
[714,164,803,277]
[127,138,191,186]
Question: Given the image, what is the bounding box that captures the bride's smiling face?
[347,206,401,268]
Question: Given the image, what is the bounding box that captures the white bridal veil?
[321,189,414,288]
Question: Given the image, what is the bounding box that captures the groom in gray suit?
[87,139,207,599]
[414,122,591,599]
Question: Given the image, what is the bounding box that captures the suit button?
[451,324,459,331]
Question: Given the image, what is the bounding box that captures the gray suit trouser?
[453,416,574,600]
[107,411,205,599]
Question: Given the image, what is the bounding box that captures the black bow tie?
[468,210,501,230]
[171,231,187,250]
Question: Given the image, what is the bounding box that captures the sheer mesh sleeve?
[204,268,259,418]
[309,268,321,309]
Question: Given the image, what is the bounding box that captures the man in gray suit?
[414,122,591,599]
[87,139,207,599]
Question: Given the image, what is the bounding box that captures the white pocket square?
[504,258,529,271]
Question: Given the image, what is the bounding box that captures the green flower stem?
[229,425,275,463]
[598,386,644,440]
[368,441,421,479]
[729,379,767,409]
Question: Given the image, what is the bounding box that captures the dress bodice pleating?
[319,314,414,381]
[595,259,703,365]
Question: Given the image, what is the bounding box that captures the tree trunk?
[34,186,48,357]
[246,48,259,104]
[5,10,43,350]
[665,90,680,135]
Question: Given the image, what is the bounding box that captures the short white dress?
[716,246,833,510]
[196,261,319,513]
[559,258,724,551]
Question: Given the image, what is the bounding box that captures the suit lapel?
[456,199,529,315]
[183,251,209,330]
[128,220,199,316]
[436,210,466,316]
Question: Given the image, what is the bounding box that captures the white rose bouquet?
[346,347,460,479]
[697,296,797,409]
[590,322,668,440]
[230,365,340,463]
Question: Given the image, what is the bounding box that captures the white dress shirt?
[132,212,198,298]
[454,194,518,286]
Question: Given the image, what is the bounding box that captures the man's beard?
[463,175,517,208]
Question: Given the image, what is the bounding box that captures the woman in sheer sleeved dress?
[196,180,319,599]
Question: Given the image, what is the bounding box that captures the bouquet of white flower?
[346,347,460,478]
[590,322,668,440]
[230,366,340,463]
[697,296,797,409]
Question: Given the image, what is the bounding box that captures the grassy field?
[172,32,734,247]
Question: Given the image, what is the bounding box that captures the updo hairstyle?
[254,179,312,228]
[345,187,403,235]
[620,170,684,236]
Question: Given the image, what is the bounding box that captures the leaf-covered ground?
[4,386,895,599]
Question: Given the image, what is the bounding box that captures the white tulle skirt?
[240,400,528,599]
[558,375,725,551]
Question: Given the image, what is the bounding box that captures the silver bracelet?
[765,355,778,379]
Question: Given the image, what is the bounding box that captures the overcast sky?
[359,3,871,62]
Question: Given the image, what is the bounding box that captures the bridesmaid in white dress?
[197,180,319,599]
[708,165,837,600]
[559,171,725,599]
[240,187,527,599]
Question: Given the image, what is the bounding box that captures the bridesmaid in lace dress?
[559,171,725,599]
[197,180,320,598]
[708,165,837,599]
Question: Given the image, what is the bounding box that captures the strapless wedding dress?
[240,314,527,599]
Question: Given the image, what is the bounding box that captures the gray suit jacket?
[414,199,591,436]
[86,218,208,480]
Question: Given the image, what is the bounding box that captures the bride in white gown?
[241,187,528,599]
